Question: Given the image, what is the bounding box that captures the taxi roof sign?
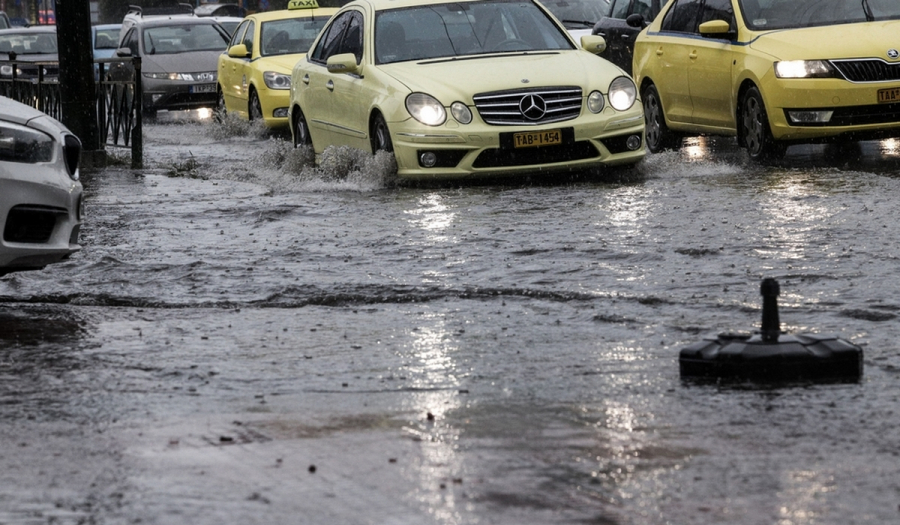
[288,0,320,9]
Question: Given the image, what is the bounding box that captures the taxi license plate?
[877,87,900,103]
[192,84,216,94]
[513,129,562,148]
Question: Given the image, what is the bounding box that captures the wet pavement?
[2,113,900,524]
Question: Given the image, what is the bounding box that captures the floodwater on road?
[2,113,900,524]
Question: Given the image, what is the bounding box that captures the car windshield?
[375,0,574,65]
[94,28,120,50]
[739,0,900,30]
[541,0,611,29]
[0,32,56,55]
[143,24,228,54]
[260,17,331,56]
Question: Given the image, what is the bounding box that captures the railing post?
[132,56,143,170]
[97,62,107,145]
[37,63,44,113]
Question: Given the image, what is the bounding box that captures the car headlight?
[451,101,472,124]
[0,120,54,164]
[587,90,605,113]
[774,60,836,78]
[263,71,291,90]
[406,93,446,126]
[143,72,217,81]
[0,64,15,76]
[608,76,637,111]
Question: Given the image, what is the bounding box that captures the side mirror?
[625,13,646,28]
[580,35,607,55]
[115,47,132,58]
[326,53,359,75]
[698,19,734,39]
[227,43,250,58]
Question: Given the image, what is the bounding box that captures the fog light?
[151,94,163,103]
[787,110,833,124]
[274,108,289,118]
[626,134,642,151]
[419,151,437,167]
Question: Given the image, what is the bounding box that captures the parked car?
[0,96,83,277]
[110,16,231,117]
[194,3,246,18]
[92,23,121,78]
[632,0,900,161]
[289,0,645,181]
[591,0,661,74]
[0,26,58,81]
[218,0,338,128]
[540,0,611,41]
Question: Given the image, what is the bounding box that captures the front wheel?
[642,84,679,152]
[370,113,393,153]
[292,108,312,148]
[215,88,226,122]
[740,86,786,162]
[249,90,263,121]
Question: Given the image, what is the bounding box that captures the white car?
[1,97,83,276]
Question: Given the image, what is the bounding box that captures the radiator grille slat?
[473,86,582,126]
[832,59,900,82]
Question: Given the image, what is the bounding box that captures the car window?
[260,17,332,56]
[95,28,120,49]
[337,12,364,63]
[698,0,733,26]
[310,10,354,63]
[610,0,630,18]
[738,0,900,30]
[143,24,228,54]
[230,20,249,46]
[123,28,139,55]
[631,0,655,18]
[660,0,702,32]
[0,32,57,55]
[374,0,573,65]
[242,20,255,53]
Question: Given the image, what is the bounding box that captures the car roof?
[247,6,340,23]
[132,16,222,28]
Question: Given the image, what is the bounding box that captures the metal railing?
[0,56,143,168]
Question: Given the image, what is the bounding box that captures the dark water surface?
[2,117,899,524]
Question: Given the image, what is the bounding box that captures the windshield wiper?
[562,19,594,27]
[861,0,874,21]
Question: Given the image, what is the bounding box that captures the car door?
[301,11,357,146]
[222,20,255,117]
[650,0,702,125]
[219,20,250,113]
[685,0,735,130]
[594,0,659,74]
[323,11,369,151]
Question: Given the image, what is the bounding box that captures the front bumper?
[1,165,82,275]
[143,78,218,112]
[762,76,900,141]
[388,105,646,180]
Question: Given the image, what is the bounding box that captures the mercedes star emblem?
[519,94,547,120]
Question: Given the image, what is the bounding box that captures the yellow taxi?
[217,0,338,128]
[288,0,646,181]
[632,0,900,161]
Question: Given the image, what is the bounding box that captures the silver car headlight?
[143,72,217,81]
[608,76,637,111]
[0,120,54,164]
[264,71,291,90]
[406,93,446,126]
[450,101,472,124]
[587,90,605,113]
[774,60,836,79]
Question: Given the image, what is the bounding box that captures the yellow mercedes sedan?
[288,0,646,180]
[217,0,338,128]
[632,0,900,161]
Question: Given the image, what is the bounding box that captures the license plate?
[513,129,562,148]
[192,84,216,94]
[877,87,900,103]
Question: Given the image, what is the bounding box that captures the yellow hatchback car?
[632,0,900,161]
[288,0,646,180]
[217,0,338,128]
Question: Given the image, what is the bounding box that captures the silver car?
[0,97,83,276]
[111,16,231,117]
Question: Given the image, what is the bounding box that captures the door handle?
[689,51,698,60]
[326,80,334,91]
[656,46,663,56]
[302,74,310,85]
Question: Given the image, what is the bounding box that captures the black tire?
[249,89,263,121]
[292,107,312,148]
[370,113,393,153]
[740,86,786,162]
[215,87,226,122]
[642,83,679,152]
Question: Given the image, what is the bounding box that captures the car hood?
[376,50,624,101]
[142,50,223,73]
[0,96,70,135]
[749,21,900,61]
[256,53,307,74]
[4,52,58,62]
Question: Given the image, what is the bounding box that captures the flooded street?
[2,115,900,524]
